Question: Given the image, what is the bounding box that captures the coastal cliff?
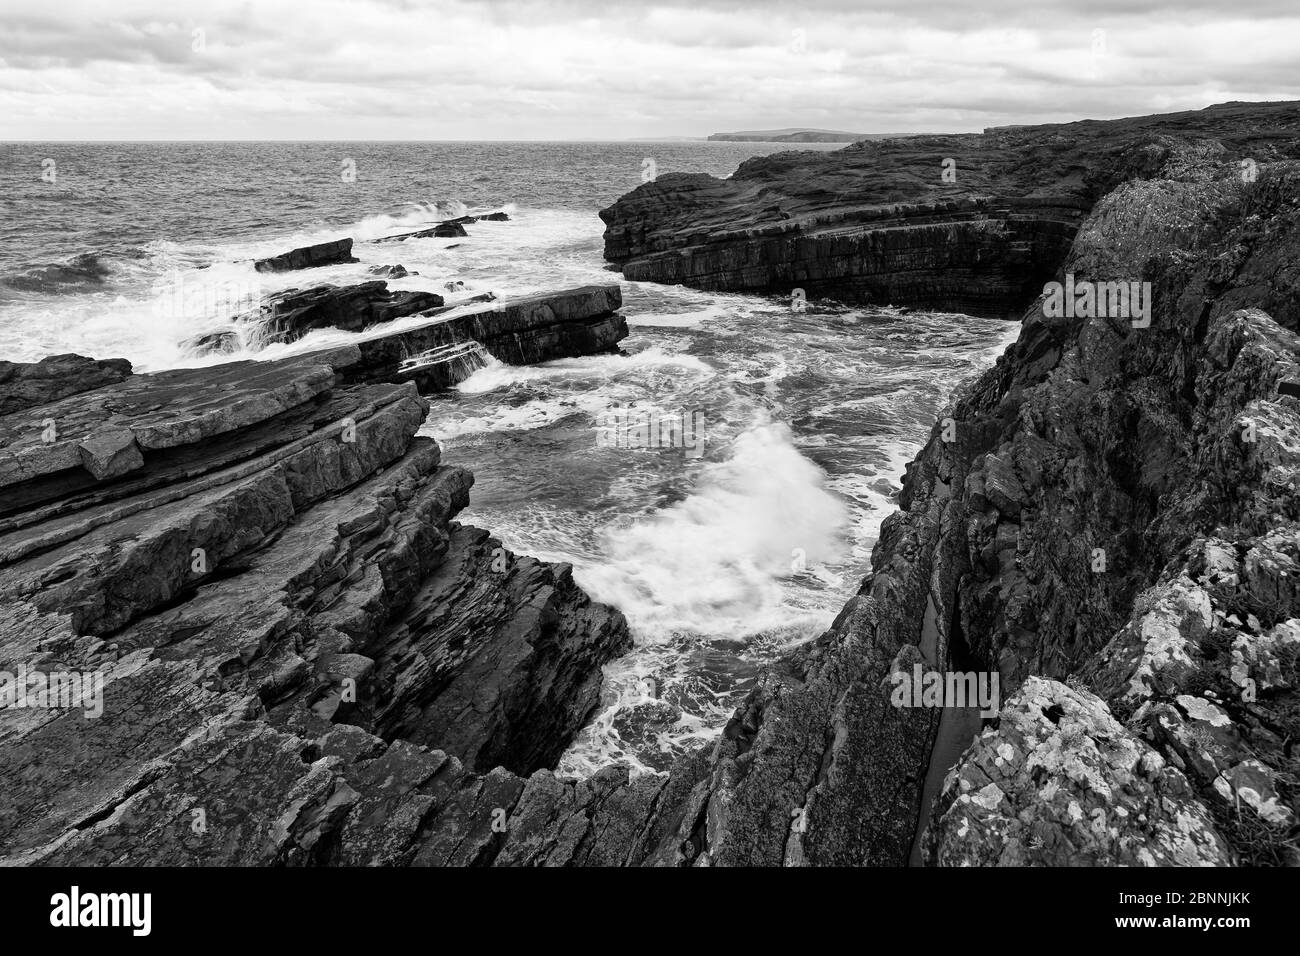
[349,101,1298,868]
[518,100,1299,866]
[3,102,1300,867]
[602,101,1300,319]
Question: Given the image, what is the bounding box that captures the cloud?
[0,0,1296,139]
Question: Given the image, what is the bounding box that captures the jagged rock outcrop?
[255,281,445,345]
[362,103,1298,869]
[315,285,626,392]
[601,101,1300,318]
[254,238,359,273]
[0,328,631,863]
[181,284,627,394]
[506,110,1295,868]
[924,677,1234,865]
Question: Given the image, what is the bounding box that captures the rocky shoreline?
[0,270,634,863]
[3,101,1300,866]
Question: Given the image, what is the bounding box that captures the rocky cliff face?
[602,102,1300,319]
[422,102,1299,868]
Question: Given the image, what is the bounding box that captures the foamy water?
[418,270,1017,775]
[0,141,1019,777]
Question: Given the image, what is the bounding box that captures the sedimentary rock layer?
[0,322,631,863]
[339,284,627,391]
[254,238,359,273]
[602,101,1300,319]
[256,281,445,346]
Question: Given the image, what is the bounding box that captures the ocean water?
[0,141,1018,775]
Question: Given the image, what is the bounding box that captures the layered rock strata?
[256,281,445,345]
[601,101,1300,319]
[0,323,631,864]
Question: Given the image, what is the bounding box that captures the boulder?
[0,354,133,416]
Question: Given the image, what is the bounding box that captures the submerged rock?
[376,220,473,243]
[372,213,504,245]
[181,329,242,356]
[368,264,415,279]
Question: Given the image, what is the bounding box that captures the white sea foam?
[2,190,1019,778]
[0,202,585,371]
[576,419,849,639]
[624,303,728,328]
[451,345,713,395]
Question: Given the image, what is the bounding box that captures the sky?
[1,0,1298,140]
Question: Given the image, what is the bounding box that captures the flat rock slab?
[340,284,626,390]
[0,357,338,488]
[254,238,359,273]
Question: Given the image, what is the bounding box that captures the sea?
[0,141,1017,775]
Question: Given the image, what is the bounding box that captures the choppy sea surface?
[0,141,1018,775]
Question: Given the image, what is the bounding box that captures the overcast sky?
[1,0,1297,140]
